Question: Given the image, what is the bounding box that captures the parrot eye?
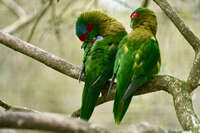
[79,34,87,41]
[134,12,140,18]
[86,24,94,33]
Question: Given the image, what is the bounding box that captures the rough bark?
[0,112,109,133]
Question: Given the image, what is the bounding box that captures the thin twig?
[85,0,95,10]
[141,0,150,8]
[2,2,50,34]
[57,0,76,19]
[0,99,38,112]
[114,0,132,9]
[51,0,62,44]
[1,0,26,18]
[0,100,10,110]
[27,1,52,42]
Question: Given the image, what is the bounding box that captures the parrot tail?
[80,83,101,121]
[113,91,132,124]
[113,79,135,124]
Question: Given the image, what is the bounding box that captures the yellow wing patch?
[122,45,128,53]
[117,59,120,65]
[135,53,140,60]
[133,50,143,69]
[156,60,161,70]
[133,61,143,69]
[151,36,156,41]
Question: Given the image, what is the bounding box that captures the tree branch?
[0,31,81,80]
[114,0,132,9]
[27,0,52,42]
[0,112,178,133]
[71,75,184,117]
[0,112,110,133]
[141,0,150,8]
[153,0,200,52]
[0,99,38,112]
[0,0,200,131]
[2,2,50,34]
[187,52,200,90]
[1,0,26,18]
[0,26,199,132]
[152,0,200,131]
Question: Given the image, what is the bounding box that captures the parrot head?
[76,12,100,42]
[130,8,157,35]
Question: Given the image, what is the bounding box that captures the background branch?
[153,0,200,52]
[114,0,132,9]
[0,99,38,112]
[1,0,26,18]
[27,0,52,42]
[2,2,50,34]
[141,0,150,8]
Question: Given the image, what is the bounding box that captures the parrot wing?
[80,35,118,120]
[113,36,161,124]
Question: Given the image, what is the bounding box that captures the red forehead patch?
[87,24,94,33]
[79,34,87,41]
[134,12,140,18]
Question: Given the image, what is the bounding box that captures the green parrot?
[109,8,161,124]
[75,11,127,121]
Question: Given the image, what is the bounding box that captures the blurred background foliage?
[0,0,200,132]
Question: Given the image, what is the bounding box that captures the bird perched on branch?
[109,8,161,124]
[75,11,127,121]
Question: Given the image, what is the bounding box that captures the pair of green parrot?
[75,8,161,124]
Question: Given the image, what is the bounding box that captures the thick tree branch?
[0,31,81,80]
[152,0,200,131]
[72,75,183,117]
[153,0,200,89]
[0,0,200,131]
[187,52,200,90]
[0,31,186,123]
[0,27,199,132]
[0,112,178,133]
[153,0,200,52]
[0,112,110,133]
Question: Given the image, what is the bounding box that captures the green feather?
[76,11,127,121]
[113,8,161,124]
[80,32,126,120]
